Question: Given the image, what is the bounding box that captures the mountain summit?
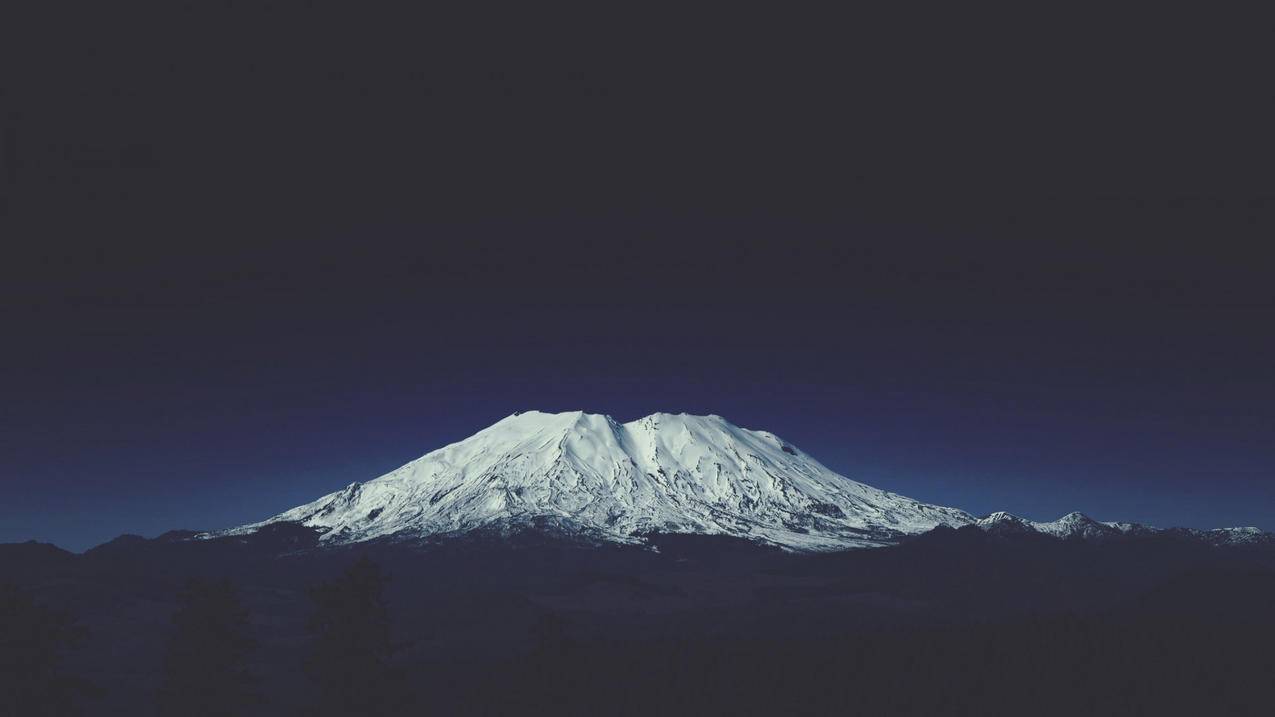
[224,411,974,550]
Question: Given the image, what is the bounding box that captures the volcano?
[222,411,974,550]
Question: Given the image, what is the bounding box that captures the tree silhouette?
[303,556,408,716]
[156,578,259,717]
[0,583,93,717]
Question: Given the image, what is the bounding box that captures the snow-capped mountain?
[222,411,974,551]
[218,410,1272,553]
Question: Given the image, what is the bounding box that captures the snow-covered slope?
[222,411,974,551]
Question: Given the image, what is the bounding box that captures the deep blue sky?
[3,4,1271,550]
[4,216,1271,551]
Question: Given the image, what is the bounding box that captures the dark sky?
[3,3,1272,551]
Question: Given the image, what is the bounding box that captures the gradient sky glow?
[4,219,1272,551]
[4,5,1271,551]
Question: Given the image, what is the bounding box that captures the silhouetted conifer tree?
[0,583,94,717]
[303,556,407,716]
[156,578,259,717]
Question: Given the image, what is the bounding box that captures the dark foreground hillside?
[3,526,1274,716]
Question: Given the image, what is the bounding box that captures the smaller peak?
[1032,511,1122,540]
[980,511,1025,522]
[974,511,1037,536]
[1056,511,1093,522]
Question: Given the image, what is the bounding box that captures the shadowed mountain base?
[3,527,1273,716]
